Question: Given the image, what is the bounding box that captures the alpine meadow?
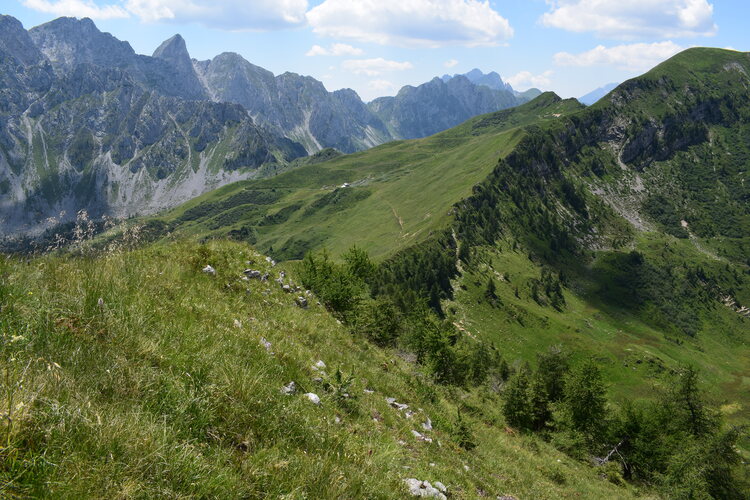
[1,6,750,500]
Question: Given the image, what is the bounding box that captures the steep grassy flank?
[157,93,584,259]
[0,240,640,498]
[444,237,750,425]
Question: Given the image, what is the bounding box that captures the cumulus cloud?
[125,0,309,30]
[368,79,397,91]
[554,41,684,71]
[307,0,513,48]
[541,0,717,39]
[22,0,129,20]
[306,43,364,56]
[504,70,553,90]
[444,58,459,68]
[24,0,310,29]
[341,57,413,76]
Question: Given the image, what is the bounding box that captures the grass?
[446,237,750,425]
[159,93,584,260]
[0,239,643,498]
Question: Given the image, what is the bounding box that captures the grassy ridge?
[0,240,639,498]
[159,93,583,259]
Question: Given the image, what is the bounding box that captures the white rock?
[434,481,447,493]
[363,389,374,394]
[202,265,216,275]
[233,319,242,328]
[281,381,296,395]
[304,392,321,405]
[313,360,327,370]
[422,417,433,431]
[403,478,446,499]
[411,430,433,443]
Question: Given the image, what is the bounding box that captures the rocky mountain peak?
[29,16,135,72]
[153,34,190,63]
[0,15,44,67]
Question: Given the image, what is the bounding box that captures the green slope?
[158,92,584,259]
[135,49,750,429]
[82,48,750,494]
[0,240,641,498]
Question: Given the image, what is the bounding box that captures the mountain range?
[577,82,619,105]
[0,15,538,237]
[1,9,749,496]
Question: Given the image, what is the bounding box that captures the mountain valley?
[1,10,749,499]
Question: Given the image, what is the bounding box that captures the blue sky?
[4,1,749,101]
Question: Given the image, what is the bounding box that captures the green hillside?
[7,48,750,497]
[139,49,750,430]
[0,240,642,498]
[157,92,584,260]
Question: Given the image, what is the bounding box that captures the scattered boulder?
[304,392,321,405]
[261,273,270,281]
[411,430,433,443]
[313,360,327,371]
[282,284,292,293]
[404,479,447,499]
[363,388,374,394]
[202,265,216,275]
[243,269,262,279]
[386,397,409,411]
[233,319,242,328]
[281,381,296,395]
[295,296,308,308]
[422,417,433,431]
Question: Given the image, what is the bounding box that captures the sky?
[3,1,749,101]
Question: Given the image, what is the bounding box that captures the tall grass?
[0,239,638,498]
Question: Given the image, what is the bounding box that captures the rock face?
[0,16,304,236]
[442,68,514,92]
[0,15,540,237]
[194,53,392,154]
[369,75,533,140]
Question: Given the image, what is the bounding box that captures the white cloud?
[554,41,684,71]
[368,79,397,91]
[504,70,553,90]
[444,58,459,68]
[306,43,364,56]
[22,0,129,20]
[307,0,513,48]
[341,57,413,76]
[124,0,308,30]
[541,0,717,39]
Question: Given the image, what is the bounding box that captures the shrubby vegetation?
[298,246,505,388]
[300,244,749,498]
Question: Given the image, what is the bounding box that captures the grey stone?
[304,392,321,405]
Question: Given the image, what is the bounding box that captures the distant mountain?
[194,52,391,154]
[0,14,543,236]
[0,15,304,236]
[442,68,513,92]
[577,82,618,105]
[369,75,535,140]
[195,57,537,152]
